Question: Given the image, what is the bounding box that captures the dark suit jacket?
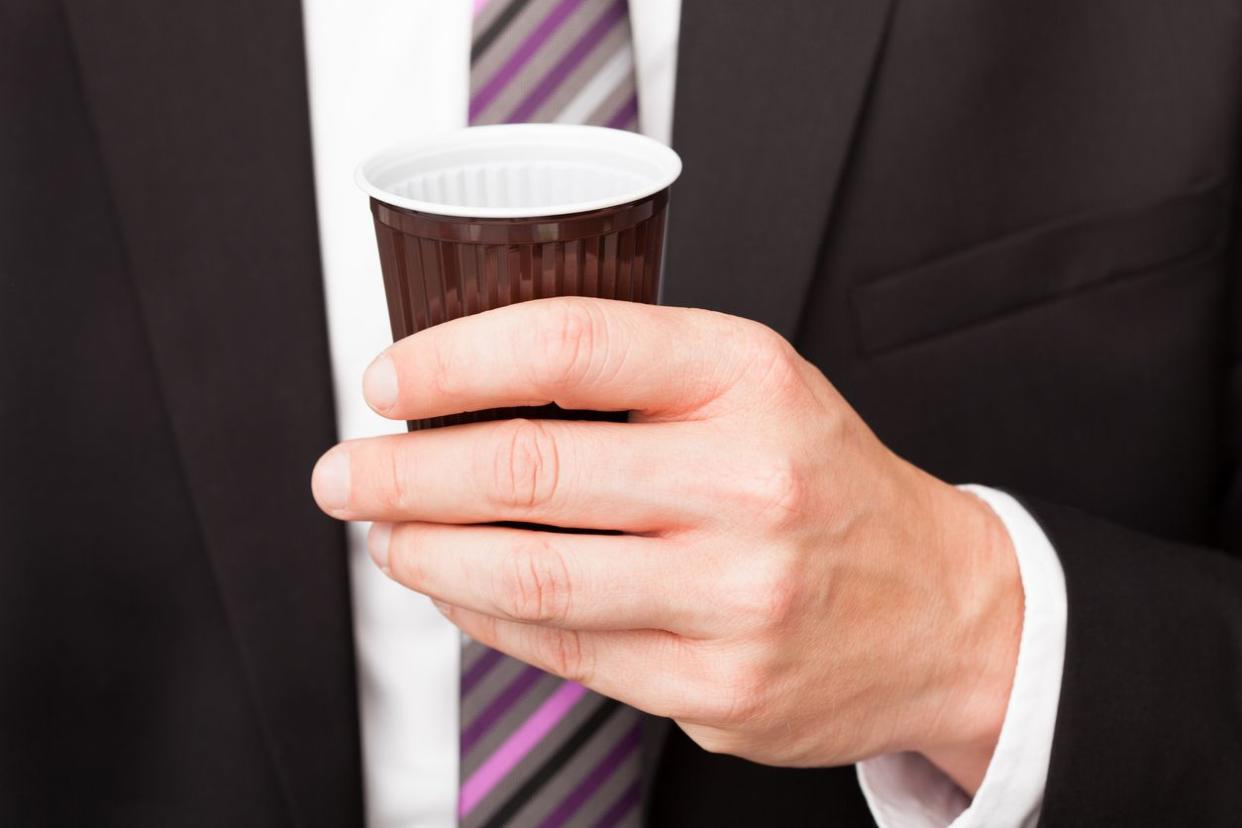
[4,0,1241,825]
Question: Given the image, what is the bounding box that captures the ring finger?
[372,521,719,635]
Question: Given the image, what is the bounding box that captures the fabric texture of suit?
[3,0,1241,825]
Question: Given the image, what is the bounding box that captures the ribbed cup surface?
[370,190,669,430]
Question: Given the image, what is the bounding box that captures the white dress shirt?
[300,2,1066,825]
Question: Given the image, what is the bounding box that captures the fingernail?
[368,522,392,571]
[312,449,351,511]
[363,355,398,413]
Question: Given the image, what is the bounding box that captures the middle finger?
[314,419,711,531]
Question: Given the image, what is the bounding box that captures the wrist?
[916,481,1024,795]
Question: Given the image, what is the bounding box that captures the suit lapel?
[61,2,362,824]
[663,0,896,339]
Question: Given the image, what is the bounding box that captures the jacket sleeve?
[1022,495,1242,826]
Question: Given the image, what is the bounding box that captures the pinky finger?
[436,602,699,720]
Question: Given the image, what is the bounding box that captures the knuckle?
[467,611,501,648]
[729,564,801,631]
[530,299,607,392]
[734,457,808,529]
[541,629,592,683]
[386,525,425,588]
[721,673,766,728]
[700,660,766,727]
[760,566,801,627]
[750,553,803,627]
[499,537,573,624]
[426,339,462,400]
[747,321,790,356]
[384,445,415,512]
[743,325,805,399]
[489,419,561,511]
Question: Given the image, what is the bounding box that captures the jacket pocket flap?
[851,182,1228,355]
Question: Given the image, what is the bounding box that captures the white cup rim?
[355,124,682,219]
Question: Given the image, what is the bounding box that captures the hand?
[311,297,1022,793]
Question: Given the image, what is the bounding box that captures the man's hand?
[311,297,1022,794]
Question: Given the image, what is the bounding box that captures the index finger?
[362,298,756,421]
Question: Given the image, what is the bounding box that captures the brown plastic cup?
[356,125,682,431]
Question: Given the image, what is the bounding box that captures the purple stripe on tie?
[539,723,641,828]
[603,91,639,130]
[592,778,641,828]
[462,665,544,754]
[460,681,589,818]
[470,0,584,122]
[462,647,505,697]
[505,0,627,123]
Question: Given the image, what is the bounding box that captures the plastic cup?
[356,124,682,430]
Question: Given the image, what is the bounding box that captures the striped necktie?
[469,0,639,130]
[459,3,644,827]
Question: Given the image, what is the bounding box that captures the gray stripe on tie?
[461,671,560,778]
[603,90,638,130]
[461,666,545,756]
[462,640,503,690]
[595,778,642,828]
[504,0,627,123]
[471,0,602,125]
[462,656,536,731]
[470,0,560,99]
[462,690,606,828]
[473,0,535,60]
[569,750,643,827]
[551,34,633,124]
[502,706,642,827]
[582,67,636,127]
[527,20,631,123]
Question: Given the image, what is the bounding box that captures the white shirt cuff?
[856,485,1067,828]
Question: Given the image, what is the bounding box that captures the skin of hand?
[311,297,1023,795]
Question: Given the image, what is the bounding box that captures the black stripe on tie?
[471,0,536,65]
[479,698,621,828]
